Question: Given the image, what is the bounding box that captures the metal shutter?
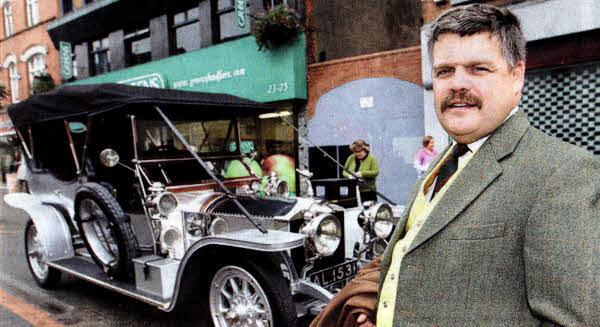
[520,61,600,155]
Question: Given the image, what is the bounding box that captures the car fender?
[166,229,305,312]
[4,192,74,261]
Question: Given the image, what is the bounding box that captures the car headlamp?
[359,203,394,239]
[275,180,290,197]
[300,214,341,256]
[155,192,179,216]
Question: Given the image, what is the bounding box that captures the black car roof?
[7,83,274,128]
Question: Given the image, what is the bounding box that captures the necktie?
[432,143,470,198]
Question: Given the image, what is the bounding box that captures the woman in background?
[413,136,438,177]
[343,139,379,202]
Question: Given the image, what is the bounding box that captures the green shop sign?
[118,73,166,88]
[59,41,73,80]
[235,0,247,28]
[69,35,306,103]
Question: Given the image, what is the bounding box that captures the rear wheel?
[24,219,61,288]
[208,257,297,327]
[75,183,137,280]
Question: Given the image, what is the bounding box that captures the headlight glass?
[157,192,178,216]
[301,214,341,256]
[276,180,290,197]
[373,204,394,238]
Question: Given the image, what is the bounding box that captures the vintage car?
[4,83,399,326]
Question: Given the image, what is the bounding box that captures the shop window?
[125,26,151,67]
[3,4,13,37]
[171,6,201,54]
[263,0,285,10]
[61,0,73,15]
[8,63,19,103]
[27,54,45,90]
[89,36,111,76]
[217,0,251,41]
[26,0,39,27]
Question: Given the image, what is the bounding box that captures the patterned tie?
[432,143,470,198]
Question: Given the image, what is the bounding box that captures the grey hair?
[427,4,526,68]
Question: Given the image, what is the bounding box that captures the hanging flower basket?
[252,5,304,51]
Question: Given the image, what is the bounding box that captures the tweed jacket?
[379,110,600,326]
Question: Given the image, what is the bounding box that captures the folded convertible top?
[7,83,273,128]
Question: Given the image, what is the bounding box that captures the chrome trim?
[165,229,305,312]
[292,279,333,302]
[46,261,170,310]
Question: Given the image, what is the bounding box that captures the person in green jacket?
[343,139,379,202]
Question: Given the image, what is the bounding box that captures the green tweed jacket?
[379,110,600,326]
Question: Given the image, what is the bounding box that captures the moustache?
[441,90,482,112]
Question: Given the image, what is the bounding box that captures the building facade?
[421,0,600,156]
[0,0,62,177]
[303,0,424,204]
[1,0,60,103]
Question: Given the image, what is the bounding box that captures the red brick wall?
[307,46,422,119]
[422,0,512,23]
[0,0,60,104]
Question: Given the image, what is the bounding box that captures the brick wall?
[0,0,60,103]
[422,0,512,23]
[307,46,422,119]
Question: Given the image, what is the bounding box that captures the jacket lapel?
[406,110,531,254]
[380,144,452,275]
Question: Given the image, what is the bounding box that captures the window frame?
[26,0,39,27]
[214,0,251,42]
[124,26,151,67]
[3,4,14,37]
[27,53,46,91]
[61,0,73,15]
[169,6,202,55]
[88,36,111,76]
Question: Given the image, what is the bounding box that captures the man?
[351,4,600,326]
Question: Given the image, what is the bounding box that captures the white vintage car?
[5,83,400,326]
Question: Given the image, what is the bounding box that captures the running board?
[47,257,171,310]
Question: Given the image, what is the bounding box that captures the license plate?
[308,260,358,289]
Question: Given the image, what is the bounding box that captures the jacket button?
[383,301,388,308]
[390,274,395,280]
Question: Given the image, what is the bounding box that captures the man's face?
[432,32,525,143]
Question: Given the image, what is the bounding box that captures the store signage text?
[118,73,166,88]
[173,68,246,89]
[59,41,73,80]
[235,0,247,28]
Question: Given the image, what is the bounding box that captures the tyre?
[24,219,61,288]
[208,257,297,327]
[75,182,137,280]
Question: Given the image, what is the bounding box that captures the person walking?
[412,136,438,177]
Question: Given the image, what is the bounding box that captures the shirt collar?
[452,105,519,153]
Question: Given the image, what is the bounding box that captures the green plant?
[252,5,304,51]
[0,84,7,101]
[32,72,55,94]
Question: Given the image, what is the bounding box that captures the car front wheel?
[208,260,296,327]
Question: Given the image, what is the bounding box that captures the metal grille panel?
[520,62,600,155]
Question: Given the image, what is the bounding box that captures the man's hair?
[427,4,526,68]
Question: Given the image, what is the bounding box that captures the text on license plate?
[308,260,358,288]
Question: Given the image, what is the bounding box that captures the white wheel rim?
[26,224,49,280]
[209,266,273,327]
